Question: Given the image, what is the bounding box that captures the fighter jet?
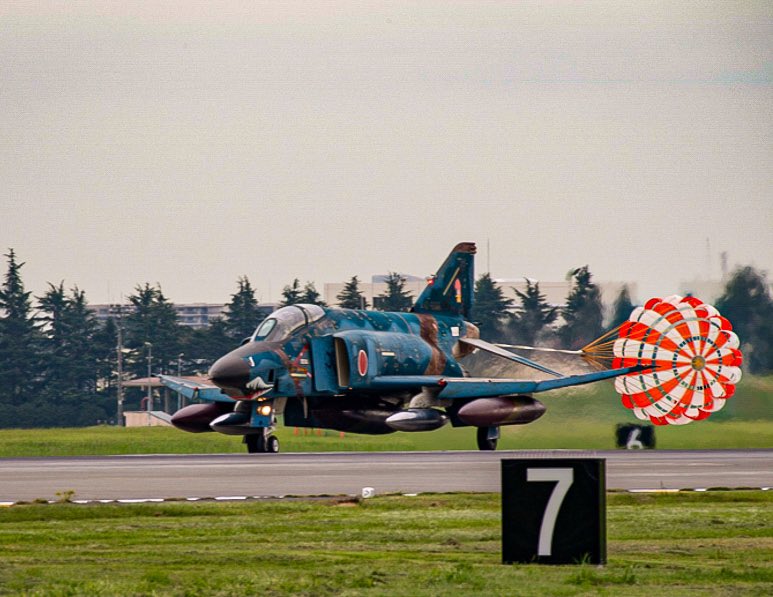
[160,243,645,452]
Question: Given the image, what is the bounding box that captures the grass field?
[0,375,770,457]
[0,491,770,596]
[1,378,769,595]
[0,418,772,458]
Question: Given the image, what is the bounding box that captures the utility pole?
[116,322,124,427]
[177,353,184,410]
[720,251,728,280]
[145,342,153,419]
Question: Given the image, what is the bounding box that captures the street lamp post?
[177,353,184,410]
[116,325,124,427]
[145,342,153,416]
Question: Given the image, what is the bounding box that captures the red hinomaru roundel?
[357,349,369,377]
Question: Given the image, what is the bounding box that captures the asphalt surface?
[1,450,771,502]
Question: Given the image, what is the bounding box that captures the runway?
[1,450,771,503]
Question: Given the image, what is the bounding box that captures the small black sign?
[616,423,656,449]
[502,458,606,565]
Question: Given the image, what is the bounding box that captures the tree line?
[1,249,771,428]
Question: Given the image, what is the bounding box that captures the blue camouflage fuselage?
[231,307,478,401]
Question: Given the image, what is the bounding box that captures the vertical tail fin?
[412,242,476,319]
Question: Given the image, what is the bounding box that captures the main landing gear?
[244,429,280,453]
[476,426,500,451]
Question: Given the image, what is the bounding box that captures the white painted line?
[3,486,770,508]
[628,489,681,493]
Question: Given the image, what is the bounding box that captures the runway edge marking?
[0,487,770,507]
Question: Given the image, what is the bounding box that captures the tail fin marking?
[412,242,476,319]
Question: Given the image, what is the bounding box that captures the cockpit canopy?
[250,304,325,343]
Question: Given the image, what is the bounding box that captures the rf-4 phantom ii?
[160,243,648,452]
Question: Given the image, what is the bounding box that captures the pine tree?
[508,279,558,345]
[125,283,182,376]
[715,266,773,373]
[38,283,99,394]
[37,283,107,426]
[280,279,303,306]
[299,281,327,306]
[91,317,118,398]
[336,276,368,309]
[224,276,264,342]
[183,318,235,366]
[471,273,513,341]
[0,249,42,415]
[607,284,634,331]
[376,272,413,312]
[559,266,604,349]
[61,287,101,398]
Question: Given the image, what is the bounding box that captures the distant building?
[678,277,773,304]
[370,273,426,284]
[678,279,727,303]
[172,304,230,328]
[88,302,277,329]
[88,303,133,322]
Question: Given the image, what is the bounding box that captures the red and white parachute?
[610,295,742,426]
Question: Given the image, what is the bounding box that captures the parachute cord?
[494,342,614,373]
[581,324,623,354]
[578,324,626,366]
[495,343,582,356]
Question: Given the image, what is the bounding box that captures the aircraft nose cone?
[209,354,251,396]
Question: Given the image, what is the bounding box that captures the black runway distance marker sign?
[502,458,606,565]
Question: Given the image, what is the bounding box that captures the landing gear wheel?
[476,426,499,451]
[245,434,265,453]
[245,430,279,453]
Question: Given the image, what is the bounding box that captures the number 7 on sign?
[526,468,574,556]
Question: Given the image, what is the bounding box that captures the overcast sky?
[1,1,771,306]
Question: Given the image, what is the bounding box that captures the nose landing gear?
[244,429,280,453]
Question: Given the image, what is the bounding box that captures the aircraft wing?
[368,365,647,400]
[434,366,646,399]
[157,374,234,403]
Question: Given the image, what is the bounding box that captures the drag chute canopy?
[611,295,742,426]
